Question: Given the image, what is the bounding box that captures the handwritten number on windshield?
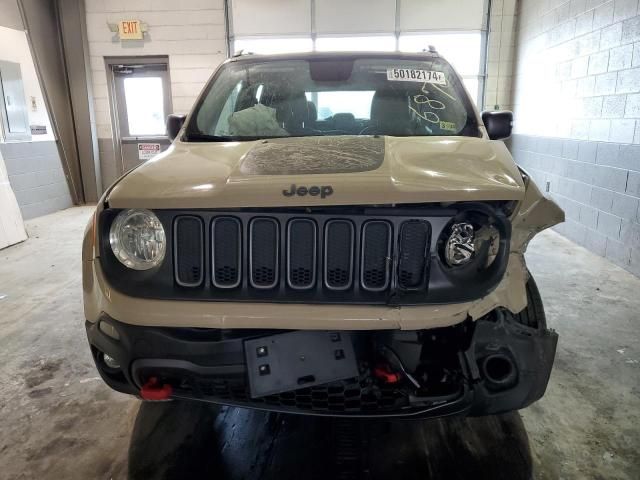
[410,82,446,124]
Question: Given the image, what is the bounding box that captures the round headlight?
[109,209,166,270]
[444,222,475,266]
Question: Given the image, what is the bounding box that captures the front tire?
[514,274,547,329]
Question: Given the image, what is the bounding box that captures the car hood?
[106,136,526,209]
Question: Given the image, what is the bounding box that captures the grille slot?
[287,219,317,290]
[249,218,279,289]
[324,220,355,290]
[211,217,241,288]
[174,216,204,287]
[360,221,392,291]
[398,220,430,289]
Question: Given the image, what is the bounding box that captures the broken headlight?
[439,209,502,270]
[444,223,475,266]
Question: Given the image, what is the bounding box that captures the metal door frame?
[104,56,172,175]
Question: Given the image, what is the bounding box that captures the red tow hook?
[373,364,401,384]
[140,377,173,401]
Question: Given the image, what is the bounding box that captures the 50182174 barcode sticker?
[386,68,447,85]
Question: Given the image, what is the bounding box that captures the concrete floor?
[0,206,638,479]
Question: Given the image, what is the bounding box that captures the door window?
[111,62,172,139]
[123,76,165,136]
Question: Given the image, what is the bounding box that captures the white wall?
[512,0,640,140]
[84,0,228,141]
[0,26,55,142]
[510,0,640,277]
[0,146,27,249]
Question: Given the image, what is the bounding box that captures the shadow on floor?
[128,401,532,480]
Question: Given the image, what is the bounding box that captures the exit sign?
[118,20,143,40]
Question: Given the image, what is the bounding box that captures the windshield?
[185,56,480,141]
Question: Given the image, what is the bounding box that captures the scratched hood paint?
[106,136,526,209]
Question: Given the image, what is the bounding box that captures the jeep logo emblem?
[282,184,333,199]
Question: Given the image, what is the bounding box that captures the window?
[315,36,396,52]
[399,32,483,106]
[123,76,165,136]
[0,60,30,141]
[231,31,486,108]
[214,82,243,135]
[234,37,313,55]
[310,91,376,120]
[188,56,479,140]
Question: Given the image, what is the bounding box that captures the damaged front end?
[87,276,557,418]
[83,164,563,417]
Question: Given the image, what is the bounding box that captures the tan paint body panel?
[83,134,564,331]
[106,136,526,209]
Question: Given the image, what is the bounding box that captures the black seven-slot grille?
[171,212,436,301]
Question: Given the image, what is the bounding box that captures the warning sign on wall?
[138,143,161,160]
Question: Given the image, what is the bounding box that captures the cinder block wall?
[0,142,72,220]
[511,0,640,277]
[85,0,227,188]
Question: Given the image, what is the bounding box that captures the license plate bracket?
[244,331,358,398]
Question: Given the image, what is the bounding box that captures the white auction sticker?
[138,143,161,160]
[386,68,447,85]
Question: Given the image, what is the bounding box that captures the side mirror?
[166,114,186,141]
[481,110,513,140]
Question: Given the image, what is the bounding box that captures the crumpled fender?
[510,173,565,254]
[463,173,564,321]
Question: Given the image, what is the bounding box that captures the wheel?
[514,273,547,329]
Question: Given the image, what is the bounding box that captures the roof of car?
[226,50,441,64]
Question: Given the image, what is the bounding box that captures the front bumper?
[86,310,557,419]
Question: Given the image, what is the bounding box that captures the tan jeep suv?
[83,51,563,417]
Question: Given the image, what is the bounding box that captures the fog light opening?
[102,352,121,370]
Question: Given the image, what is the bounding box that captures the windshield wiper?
[184,132,238,142]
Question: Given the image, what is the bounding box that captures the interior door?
[108,59,172,174]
